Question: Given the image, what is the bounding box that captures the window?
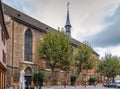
[1,30,5,45]
[1,30,3,41]
[3,31,5,45]
[2,50,6,63]
[46,58,50,69]
[25,67,32,75]
[24,29,32,62]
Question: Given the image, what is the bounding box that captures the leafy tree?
[33,70,45,88]
[37,30,73,86]
[74,41,94,85]
[97,53,120,83]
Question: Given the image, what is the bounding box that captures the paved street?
[8,84,117,89]
[42,84,116,89]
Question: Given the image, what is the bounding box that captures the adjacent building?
[0,0,9,89]
[2,2,99,87]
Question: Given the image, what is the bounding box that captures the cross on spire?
[67,2,70,7]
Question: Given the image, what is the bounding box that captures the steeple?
[65,2,71,37]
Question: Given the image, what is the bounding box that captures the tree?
[74,41,94,85]
[37,30,73,86]
[97,53,120,83]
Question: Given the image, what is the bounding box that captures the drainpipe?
[11,19,14,77]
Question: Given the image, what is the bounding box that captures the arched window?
[25,67,32,75]
[46,58,50,69]
[24,29,32,62]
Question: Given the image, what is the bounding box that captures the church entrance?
[24,67,32,87]
[25,76,32,86]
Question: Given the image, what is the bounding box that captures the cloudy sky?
[2,0,120,58]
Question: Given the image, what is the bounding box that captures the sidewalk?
[8,84,116,89]
[42,84,116,89]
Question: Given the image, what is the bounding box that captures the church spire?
[65,2,71,37]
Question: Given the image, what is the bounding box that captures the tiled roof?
[2,3,99,56]
[71,38,99,56]
[2,3,57,33]
[0,1,9,39]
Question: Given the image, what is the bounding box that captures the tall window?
[46,58,50,69]
[24,29,32,62]
[2,50,6,63]
[1,30,5,45]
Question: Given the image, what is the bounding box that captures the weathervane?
[67,2,70,7]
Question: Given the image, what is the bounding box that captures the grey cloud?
[86,6,120,48]
[104,6,120,23]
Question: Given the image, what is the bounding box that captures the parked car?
[104,83,117,88]
[109,83,117,88]
[104,83,110,87]
[116,83,120,88]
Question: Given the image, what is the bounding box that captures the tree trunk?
[75,72,80,87]
[106,77,109,84]
[112,77,115,83]
[47,69,54,88]
[103,76,105,85]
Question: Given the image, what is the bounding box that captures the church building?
[0,1,9,89]
[2,3,99,87]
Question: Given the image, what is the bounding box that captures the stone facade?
[6,18,43,85]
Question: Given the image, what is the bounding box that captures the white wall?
[0,24,6,67]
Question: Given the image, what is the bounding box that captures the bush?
[33,70,45,86]
[89,77,97,85]
[70,74,77,85]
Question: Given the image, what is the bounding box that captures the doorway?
[25,67,32,87]
[25,76,32,86]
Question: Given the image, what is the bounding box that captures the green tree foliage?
[33,70,45,86]
[37,30,73,85]
[75,41,93,73]
[74,41,94,84]
[97,53,120,83]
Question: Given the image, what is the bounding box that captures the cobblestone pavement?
[42,84,117,89]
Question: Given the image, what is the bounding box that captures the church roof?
[2,3,57,33]
[71,38,99,56]
[2,3,99,56]
[0,1,9,39]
